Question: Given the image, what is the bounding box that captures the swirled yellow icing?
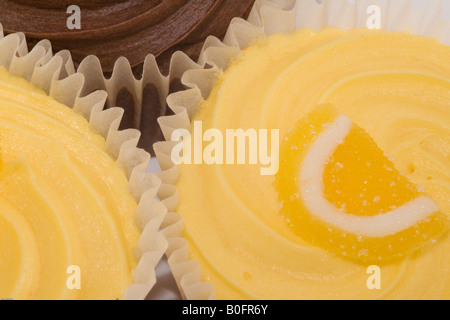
[0,66,139,300]
[176,28,450,299]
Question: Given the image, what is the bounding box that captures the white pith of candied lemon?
[276,104,448,262]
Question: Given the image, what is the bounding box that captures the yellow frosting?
[0,66,140,300]
[176,28,450,299]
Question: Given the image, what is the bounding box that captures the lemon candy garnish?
[276,105,448,262]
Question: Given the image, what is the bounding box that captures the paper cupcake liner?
[76,51,204,156]
[0,24,168,300]
[153,0,450,300]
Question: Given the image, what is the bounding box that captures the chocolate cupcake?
[0,0,256,154]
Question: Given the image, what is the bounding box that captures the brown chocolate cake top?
[0,0,256,73]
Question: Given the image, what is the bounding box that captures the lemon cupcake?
[0,25,166,300]
[155,0,450,299]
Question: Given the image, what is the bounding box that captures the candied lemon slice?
[276,104,448,262]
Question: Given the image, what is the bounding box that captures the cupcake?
[0,0,256,155]
[154,0,450,299]
[0,25,165,300]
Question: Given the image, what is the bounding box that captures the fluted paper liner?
[151,0,450,300]
[0,24,168,300]
[77,50,204,157]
